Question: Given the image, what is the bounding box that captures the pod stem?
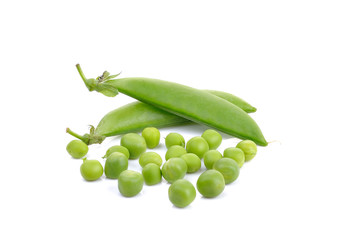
[66,127,106,145]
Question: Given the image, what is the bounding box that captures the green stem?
[76,64,87,82]
[66,128,87,143]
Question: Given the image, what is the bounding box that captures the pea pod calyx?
[76,64,120,97]
[66,127,105,145]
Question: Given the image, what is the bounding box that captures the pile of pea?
[66,127,258,208]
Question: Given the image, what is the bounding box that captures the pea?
[165,145,187,161]
[168,179,196,208]
[66,140,88,159]
[80,158,103,181]
[103,145,130,159]
[142,163,162,185]
[236,140,257,161]
[213,158,240,184]
[181,153,201,173]
[118,170,144,197]
[165,133,185,148]
[203,150,222,169]
[139,152,163,168]
[223,147,245,167]
[104,152,128,179]
[197,170,225,198]
[120,133,147,159]
[201,129,222,150]
[142,127,160,149]
[162,157,187,183]
[186,136,209,159]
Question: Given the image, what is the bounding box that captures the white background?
[1,0,336,239]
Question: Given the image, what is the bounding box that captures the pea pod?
[67,89,256,145]
[74,64,267,146]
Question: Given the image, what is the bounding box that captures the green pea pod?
[66,92,255,145]
[73,64,267,146]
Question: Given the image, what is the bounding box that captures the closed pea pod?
[66,94,256,145]
[75,65,267,146]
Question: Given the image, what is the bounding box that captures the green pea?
[165,133,185,148]
[104,152,128,179]
[197,170,225,198]
[142,163,162,185]
[120,133,147,159]
[103,145,130,159]
[165,145,187,161]
[118,170,144,197]
[223,147,245,167]
[139,152,163,168]
[181,153,201,173]
[168,179,196,208]
[236,140,257,161]
[203,150,222,169]
[66,140,88,159]
[186,136,209,159]
[142,127,160,149]
[162,157,187,183]
[201,129,222,150]
[213,158,240,184]
[80,158,103,181]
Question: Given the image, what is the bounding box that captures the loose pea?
[186,136,209,159]
[142,127,160,149]
[197,170,225,198]
[139,152,163,168]
[201,129,222,150]
[66,140,88,159]
[118,170,144,197]
[165,145,187,161]
[213,158,240,184]
[142,163,162,185]
[80,158,103,181]
[120,133,147,159]
[168,179,196,208]
[162,157,187,183]
[236,140,257,161]
[203,150,222,169]
[103,145,130,159]
[181,153,201,173]
[165,133,185,148]
[104,152,128,179]
[223,147,245,167]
